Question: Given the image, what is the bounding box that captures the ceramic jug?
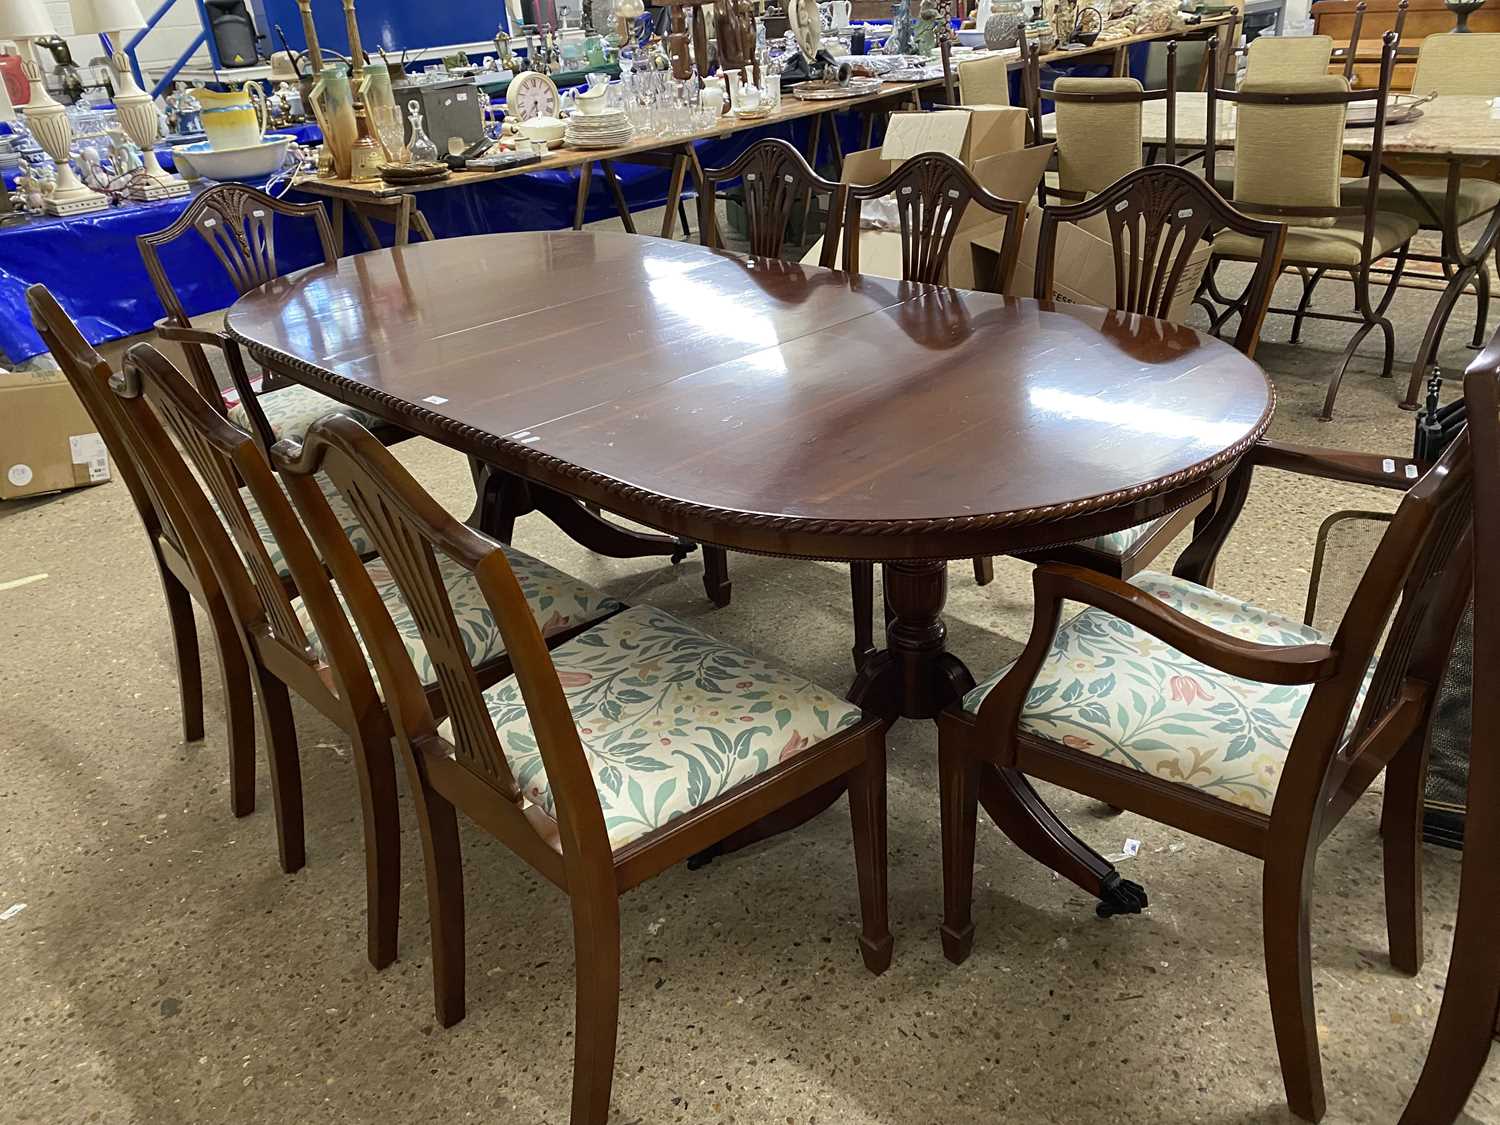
[192,82,268,149]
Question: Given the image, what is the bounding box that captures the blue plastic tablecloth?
[0,112,872,363]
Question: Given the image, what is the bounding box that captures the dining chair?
[957,53,1011,106]
[1022,41,1182,201]
[1205,32,1416,420]
[1015,162,1287,581]
[697,138,843,265]
[25,284,256,821]
[136,182,388,447]
[1366,31,1500,407]
[1396,329,1500,1125]
[939,411,1474,1119]
[840,150,1028,667]
[108,341,624,970]
[271,412,892,1125]
[1242,32,1336,83]
[694,137,846,609]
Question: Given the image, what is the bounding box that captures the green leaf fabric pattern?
[228,385,383,442]
[296,544,623,685]
[963,572,1374,814]
[443,605,865,849]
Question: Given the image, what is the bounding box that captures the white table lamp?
[70,0,186,199]
[0,0,109,213]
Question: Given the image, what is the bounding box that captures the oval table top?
[226,231,1275,561]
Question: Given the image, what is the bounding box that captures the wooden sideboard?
[1312,0,1500,89]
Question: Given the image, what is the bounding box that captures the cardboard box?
[0,367,111,500]
[1010,201,1212,321]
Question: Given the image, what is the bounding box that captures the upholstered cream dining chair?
[1052,76,1145,199]
[1206,35,1417,419]
[1241,33,1335,82]
[958,54,1011,105]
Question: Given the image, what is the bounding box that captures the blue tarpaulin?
[0,112,874,364]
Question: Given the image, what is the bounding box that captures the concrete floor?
[1,226,1497,1124]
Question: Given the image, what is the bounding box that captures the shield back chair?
[693,137,845,609]
[1397,329,1500,1125]
[136,182,389,449]
[109,341,624,970]
[1205,33,1417,421]
[697,137,845,263]
[271,413,892,1125]
[1375,32,1500,407]
[939,416,1474,1120]
[840,151,1028,668]
[1014,162,1287,581]
[25,284,257,822]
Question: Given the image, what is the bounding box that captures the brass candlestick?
[340,0,382,183]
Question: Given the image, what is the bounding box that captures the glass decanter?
[406,99,439,164]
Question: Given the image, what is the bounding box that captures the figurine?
[494,26,521,73]
[888,0,916,52]
[915,0,940,53]
[78,145,111,192]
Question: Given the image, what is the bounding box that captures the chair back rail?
[25,286,185,562]
[1207,31,1400,265]
[697,138,843,265]
[136,184,337,436]
[117,343,382,717]
[1033,162,1286,355]
[271,415,614,870]
[840,151,1026,289]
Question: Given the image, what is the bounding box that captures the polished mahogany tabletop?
[226,231,1274,562]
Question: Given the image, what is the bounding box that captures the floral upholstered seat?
[234,472,375,579]
[295,545,624,686]
[228,384,384,442]
[962,572,1374,814]
[443,605,866,849]
[1076,520,1154,555]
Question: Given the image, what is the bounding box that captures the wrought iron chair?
[939,415,1473,1119]
[1204,32,1416,420]
[272,410,891,1125]
[136,182,389,449]
[109,341,623,970]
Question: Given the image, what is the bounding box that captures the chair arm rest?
[153,319,232,351]
[1033,564,1338,686]
[1252,438,1421,491]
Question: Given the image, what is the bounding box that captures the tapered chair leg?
[1262,853,1326,1122]
[569,888,621,1125]
[159,567,204,743]
[208,597,257,818]
[702,546,732,608]
[350,716,402,970]
[253,665,306,874]
[849,731,892,974]
[850,562,876,672]
[409,768,466,1028]
[1380,729,1428,975]
[938,728,979,965]
[972,556,994,587]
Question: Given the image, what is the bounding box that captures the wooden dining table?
[225,230,1274,905]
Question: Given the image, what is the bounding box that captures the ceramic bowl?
[956,28,988,47]
[171,134,291,182]
[520,115,566,144]
[575,88,610,115]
